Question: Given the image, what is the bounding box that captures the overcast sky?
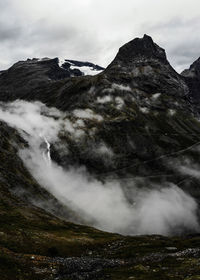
[0,0,200,72]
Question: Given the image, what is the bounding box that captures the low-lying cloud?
[0,100,199,235]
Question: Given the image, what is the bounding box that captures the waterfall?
[41,136,51,165]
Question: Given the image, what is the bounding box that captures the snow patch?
[70,65,102,76]
[58,58,66,68]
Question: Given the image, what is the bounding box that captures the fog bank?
[0,100,199,235]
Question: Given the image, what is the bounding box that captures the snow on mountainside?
[58,58,104,76]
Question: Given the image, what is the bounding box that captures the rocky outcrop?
[105,34,189,98]
[181,57,200,106]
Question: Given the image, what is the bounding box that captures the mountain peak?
[110,34,167,66]
[105,35,188,97]
[182,57,200,78]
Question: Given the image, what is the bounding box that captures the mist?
[0,100,199,235]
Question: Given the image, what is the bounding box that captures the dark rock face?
[105,35,189,98]
[0,57,104,103]
[110,34,167,63]
[0,58,68,103]
[181,57,200,106]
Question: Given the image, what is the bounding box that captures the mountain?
[1,35,200,279]
[182,57,200,107]
[0,57,104,103]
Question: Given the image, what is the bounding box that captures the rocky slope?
[1,34,200,279]
[0,57,104,102]
[1,35,198,200]
[182,57,200,108]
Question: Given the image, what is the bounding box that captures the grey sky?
[0,0,200,72]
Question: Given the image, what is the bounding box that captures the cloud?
[0,22,22,42]
[140,17,200,72]
[0,100,199,235]
[0,0,200,71]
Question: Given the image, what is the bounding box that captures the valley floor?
[1,227,200,280]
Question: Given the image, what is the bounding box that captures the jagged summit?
[105,35,188,98]
[111,34,167,65]
[1,35,199,104]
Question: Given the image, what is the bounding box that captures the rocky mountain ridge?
[1,34,200,279]
[182,57,200,107]
[1,34,200,229]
